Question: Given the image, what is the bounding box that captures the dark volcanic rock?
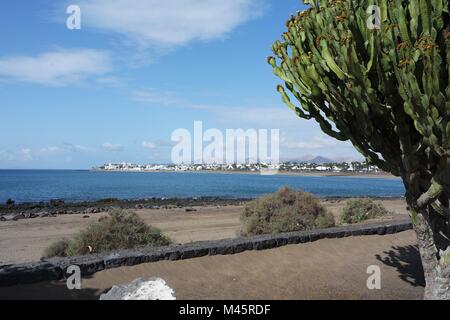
[0,197,250,220]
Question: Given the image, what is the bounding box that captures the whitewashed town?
[94,160,383,174]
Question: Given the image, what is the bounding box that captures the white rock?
[100,278,176,300]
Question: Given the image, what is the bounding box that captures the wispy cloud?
[131,87,303,125]
[281,136,353,150]
[19,148,33,161]
[39,146,60,155]
[0,143,94,163]
[76,0,266,49]
[129,87,361,160]
[39,144,93,155]
[214,106,300,128]
[0,49,111,85]
[95,76,123,87]
[132,89,210,109]
[142,141,156,149]
[62,143,94,153]
[0,150,14,162]
[102,142,124,152]
[0,148,33,162]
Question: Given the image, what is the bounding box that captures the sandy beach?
[0,197,424,300]
[0,230,423,300]
[0,198,409,265]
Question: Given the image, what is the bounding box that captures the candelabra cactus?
[269,0,449,299]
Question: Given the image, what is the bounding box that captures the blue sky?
[0,0,362,169]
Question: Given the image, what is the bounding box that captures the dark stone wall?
[0,220,413,287]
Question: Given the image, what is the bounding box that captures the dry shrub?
[340,198,391,224]
[43,210,172,258]
[240,187,335,236]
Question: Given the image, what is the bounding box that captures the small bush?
[96,198,119,204]
[49,199,64,207]
[240,187,335,236]
[43,239,71,258]
[5,198,15,207]
[340,198,391,224]
[43,210,172,258]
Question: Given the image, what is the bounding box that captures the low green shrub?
[340,198,391,224]
[240,187,335,236]
[43,210,172,258]
[96,198,120,204]
[43,239,71,258]
[5,198,15,207]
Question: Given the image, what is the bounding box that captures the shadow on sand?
[0,275,108,300]
[376,245,425,287]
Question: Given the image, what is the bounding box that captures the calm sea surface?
[0,170,405,203]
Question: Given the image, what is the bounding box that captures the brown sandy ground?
[0,230,424,300]
[0,199,409,265]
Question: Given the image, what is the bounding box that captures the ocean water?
[0,170,405,203]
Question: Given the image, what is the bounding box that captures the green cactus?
[269,0,449,299]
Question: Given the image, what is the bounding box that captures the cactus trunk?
[412,206,450,299]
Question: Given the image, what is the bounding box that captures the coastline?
[0,194,406,216]
[1,170,403,206]
[92,169,399,180]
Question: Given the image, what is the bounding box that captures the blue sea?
[0,170,405,203]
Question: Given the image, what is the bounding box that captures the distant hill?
[309,156,334,164]
[281,156,336,164]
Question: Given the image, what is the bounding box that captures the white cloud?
[282,136,352,150]
[39,146,60,155]
[77,0,266,48]
[35,144,95,160]
[0,49,111,85]
[19,148,33,161]
[102,143,124,152]
[0,149,33,162]
[142,141,156,149]
[62,143,94,153]
[0,150,14,161]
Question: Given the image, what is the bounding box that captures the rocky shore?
[0,198,250,222]
[0,196,406,222]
